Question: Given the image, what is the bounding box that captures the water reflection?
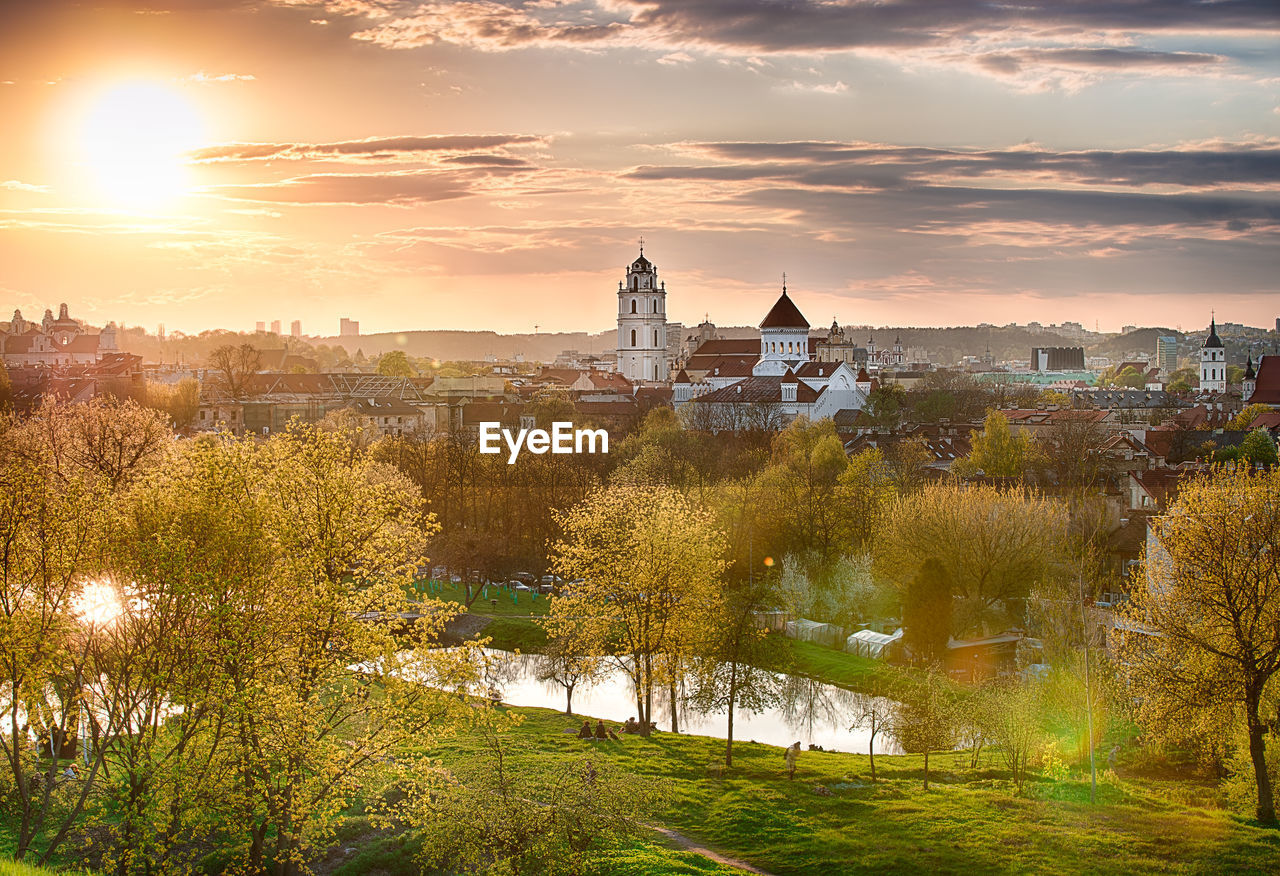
[489,651,900,755]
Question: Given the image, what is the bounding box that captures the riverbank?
[328,704,1278,875]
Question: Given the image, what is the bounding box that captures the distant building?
[1156,336,1178,374]
[290,320,302,338]
[1,304,119,368]
[255,321,266,333]
[158,323,166,341]
[615,245,669,384]
[270,319,281,335]
[339,318,360,338]
[1031,346,1085,372]
[1198,316,1226,392]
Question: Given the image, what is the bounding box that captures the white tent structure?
[784,618,845,648]
[845,628,903,659]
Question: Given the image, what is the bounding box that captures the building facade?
[1199,317,1226,392]
[615,247,669,384]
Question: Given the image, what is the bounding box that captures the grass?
[0,862,91,875]
[415,705,1280,876]
[420,579,551,618]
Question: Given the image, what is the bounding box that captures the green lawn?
[419,579,551,618]
[413,706,1279,876]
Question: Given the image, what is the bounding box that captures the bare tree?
[208,343,262,399]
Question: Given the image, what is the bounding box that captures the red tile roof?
[759,289,810,329]
[691,375,821,404]
[1249,355,1280,404]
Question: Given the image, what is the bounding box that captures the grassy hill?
[330,705,1280,875]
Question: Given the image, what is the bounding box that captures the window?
[653,329,659,346]
[631,329,637,346]
[630,299,637,313]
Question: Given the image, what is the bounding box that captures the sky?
[0,0,1277,338]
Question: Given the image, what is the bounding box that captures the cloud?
[2,180,49,193]
[185,71,257,83]
[317,0,1278,89]
[631,140,1280,191]
[189,133,547,163]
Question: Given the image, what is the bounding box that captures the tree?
[876,482,1067,636]
[548,485,726,736]
[1037,412,1111,492]
[756,417,850,565]
[864,384,907,430]
[979,680,1045,793]
[208,343,261,399]
[377,350,416,377]
[1112,366,1147,389]
[13,397,171,492]
[1119,467,1280,824]
[691,574,785,767]
[1227,403,1272,432]
[892,667,957,791]
[1238,429,1278,466]
[536,639,606,716]
[849,684,895,782]
[953,410,1038,480]
[836,446,897,550]
[901,557,952,665]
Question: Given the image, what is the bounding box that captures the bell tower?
[615,240,669,383]
[1199,314,1226,393]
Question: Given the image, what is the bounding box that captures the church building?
[615,245,669,384]
[1198,316,1226,393]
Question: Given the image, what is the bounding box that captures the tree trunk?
[565,682,574,715]
[669,679,679,733]
[1246,690,1276,824]
[868,724,877,783]
[725,663,738,768]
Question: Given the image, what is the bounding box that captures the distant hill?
[1087,328,1181,358]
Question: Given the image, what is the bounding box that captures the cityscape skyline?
[1,1,1277,335]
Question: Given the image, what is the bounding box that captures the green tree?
[901,557,952,665]
[836,446,897,550]
[1118,467,1280,824]
[1227,403,1272,432]
[547,484,726,736]
[376,349,416,377]
[876,482,1067,635]
[1238,429,1278,466]
[892,667,957,791]
[954,410,1038,479]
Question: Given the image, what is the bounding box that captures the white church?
[613,246,868,427]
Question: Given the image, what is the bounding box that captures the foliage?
[1117,466,1280,824]
[980,680,1046,793]
[891,667,957,791]
[395,734,653,876]
[1227,403,1273,432]
[548,485,726,735]
[953,410,1038,480]
[375,350,415,377]
[835,447,897,550]
[900,558,952,665]
[208,343,262,399]
[875,481,1068,636]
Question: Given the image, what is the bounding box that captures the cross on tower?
[782,272,787,293]
[638,235,645,254]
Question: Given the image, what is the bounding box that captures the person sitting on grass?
[578,720,593,740]
[622,717,638,734]
[594,719,609,740]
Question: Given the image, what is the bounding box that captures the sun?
[77,80,206,208]
[74,580,124,628]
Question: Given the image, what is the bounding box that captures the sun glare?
[77,80,205,207]
[74,580,124,628]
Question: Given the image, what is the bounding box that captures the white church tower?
[616,243,669,383]
[753,279,811,376]
[1199,314,1226,393]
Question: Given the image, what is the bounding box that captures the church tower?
[615,243,669,383]
[1199,315,1226,393]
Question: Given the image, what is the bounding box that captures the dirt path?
[650,825,778,875]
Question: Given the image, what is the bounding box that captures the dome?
[760,288,810,329]
[1204,317,1223,349]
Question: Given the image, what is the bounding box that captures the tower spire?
[638,234,644,255]
[782,272,787,294]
